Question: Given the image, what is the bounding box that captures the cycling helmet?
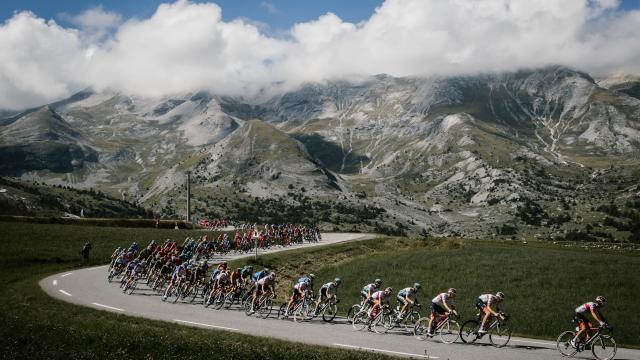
[309,274,316,278]
[236,267,242,272]
[374,279,382,285]
[334,278,342,284]
[448,288,457,294]
[413,283,421,290]
[385,287,393,293]
[595,296,606,304]
[264,267,270,273]
[496,291,505,300]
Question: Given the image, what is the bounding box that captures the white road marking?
[91,302,125,312]
[52,280,58,286]
[61,272,73,277]
[510,339,555,347]
[59,289,72,296]
[334,343,437,359]
[173,319,239,332]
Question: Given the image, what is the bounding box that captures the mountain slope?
[2,67,639,240]
[0,106,97,175]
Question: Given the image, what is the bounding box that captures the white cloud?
[1,0,640,110]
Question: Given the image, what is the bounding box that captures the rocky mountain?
[0,106,98,175]
[1,66,639,241]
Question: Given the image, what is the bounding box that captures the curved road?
[41,233,636,360]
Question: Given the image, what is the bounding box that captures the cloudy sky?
[1,0,640,110]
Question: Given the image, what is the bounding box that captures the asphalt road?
[40,233,637,360]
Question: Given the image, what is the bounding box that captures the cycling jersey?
[321,282,337,291]
[171,265,184,281]
[294,282,308,292]
[240,267,252,279]
[432,292,453,307]
[298,276,313,287]
[576,302,598,314]
[398,287,416,298]
[215,273,229,287]
[371,291,388,301]
[362,283,378,293]
[210,269,220,281]
[478,294,498,306]
[252,270,268,283]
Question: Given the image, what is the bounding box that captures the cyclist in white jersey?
[314,278,341,314]
[476,292,505,334]
[571,296,609,348]
[427,288,458,336]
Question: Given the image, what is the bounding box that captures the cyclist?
[361,279,383,306]
[252,267,270,284]
[230,267,242,290]
[571,296,609,348]
[250,272,276,313]
[298,273,316,290]
[369,287,393,321]
[396,283,421,322]
[163,263,186,301]
[285,279,310,317]
[476,291,505,335]
[213,269,230,293]
[427,288,458,336]
[314,278,341,315]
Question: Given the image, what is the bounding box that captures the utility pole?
[186,171,191,224]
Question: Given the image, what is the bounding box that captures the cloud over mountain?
[1,0,639,110]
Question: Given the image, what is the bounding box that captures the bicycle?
[244,292,275,319]
[414,312,461,344]
[557,326,616,360]
[352,304,390,334]
[347,300,371,322]
[460,312,513,347]
[278,294,313,322]
[384,303,422,333]
[310,297,340,322]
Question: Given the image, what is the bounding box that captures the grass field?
[0,222,391,359]
[232,238,640,347]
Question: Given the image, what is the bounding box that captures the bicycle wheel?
[556,331,578,357]
[223,292,236,310]
[244,300,254,316]
[322,302,338,322]
[127,281,137,295]
[372,312,391,334]
[293,302,312,322]
[172,289,181,303]
[591,335,616,360]
[213,292,225,310]
[189,286,200,303]
[352,311,369,331]
[460,320,480,344]
[414,317,430,341]
[347,304,361,322]
[489,321,513,348]
[259,298,273,319]
[439,319,461,344]
[278,303,288,320]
